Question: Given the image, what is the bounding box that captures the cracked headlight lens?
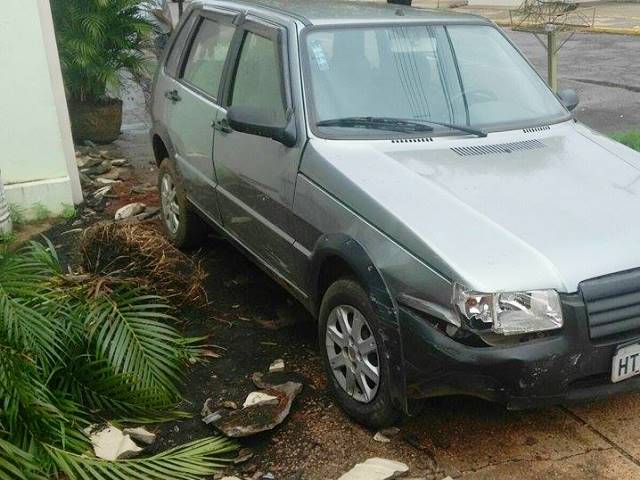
[452,283,563,336]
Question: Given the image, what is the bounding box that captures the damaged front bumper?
[399,292,640,409]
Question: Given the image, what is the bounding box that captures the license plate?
[612,343,640,383]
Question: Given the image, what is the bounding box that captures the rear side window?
[181,18,235,98]
[230,32,286,124]
[165,13,197,77]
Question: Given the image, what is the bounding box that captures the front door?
[165,12,236,221]
[213,21,302,282]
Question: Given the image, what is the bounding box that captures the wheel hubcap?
[325,305,380,403]
[160,173,180,234]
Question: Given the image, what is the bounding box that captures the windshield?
[303,24,569,138]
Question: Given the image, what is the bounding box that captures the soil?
[43,190,445,479]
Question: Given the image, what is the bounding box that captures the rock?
[203,410,227,425]
[212,382,302,437]
[110,158,129,166]
[99,167,123,180]
[243,391,279,408]
[219,400,238,410]
[220,477,242,480]
[202,397,214,417]
[373,431,392,443]
[251,372,269,389]
[338,458,409,480]
[89,425,143,461]
[374,427,401,442]
[82,161,112,177]
[136,206,160,220]
[115,202,146,220]
[122,427,156,445]
[269,359,285,373]
[93,185,112,199]
[96,177,120,185]
[233,448,254,465]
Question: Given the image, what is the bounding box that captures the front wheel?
[319,278,402,428]
[158,159,206,249]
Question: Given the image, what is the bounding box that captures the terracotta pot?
[68,99,123,144]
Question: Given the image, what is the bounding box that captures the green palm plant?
[51,0,152,103]
[0,242,237,478]
[51,0,154,142]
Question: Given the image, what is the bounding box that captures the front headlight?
[452,283,563,336]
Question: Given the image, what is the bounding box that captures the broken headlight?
[452,283,563,336]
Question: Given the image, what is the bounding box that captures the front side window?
[304,25,568,138]
[230,31,286,125]
[181,18,235,98]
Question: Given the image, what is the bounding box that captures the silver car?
[151,0,640,427]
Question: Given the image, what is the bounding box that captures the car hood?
[300,121,640,293]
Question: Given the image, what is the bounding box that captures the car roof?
[196,0,488,26]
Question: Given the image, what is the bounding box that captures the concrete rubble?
[243,391,279,408]
[87,424,143,461]
[268,358,285,373]
[338,458,409,480]
[115,202,146,220]
[122,426,156,445]
[211,381,302,437]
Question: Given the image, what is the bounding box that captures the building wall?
[0,0,82,218]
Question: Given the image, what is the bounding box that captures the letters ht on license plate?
[611,344,640,383]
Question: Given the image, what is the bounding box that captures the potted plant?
[51,0,152,144]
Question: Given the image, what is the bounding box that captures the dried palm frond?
[80,222,208,307]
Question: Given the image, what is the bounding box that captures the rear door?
[164,10,236,221]
[213,18,304,285]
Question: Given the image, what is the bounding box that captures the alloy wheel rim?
[325,304,380,403]
[160,173,180,234]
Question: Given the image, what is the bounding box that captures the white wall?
[0,0,82,219]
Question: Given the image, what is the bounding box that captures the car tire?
[319,278,402,428]
[158,158,207,249]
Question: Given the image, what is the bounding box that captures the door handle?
[213,118,233,134]
[164,89,181,102]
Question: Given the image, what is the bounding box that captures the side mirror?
[557,89,579,112]
[226,106,297,148]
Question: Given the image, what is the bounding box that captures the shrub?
[51,0,152,103]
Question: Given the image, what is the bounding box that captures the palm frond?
[84,288,184,402]
[0,437,46,480]
[47,437,238,480]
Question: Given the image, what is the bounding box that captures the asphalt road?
[507,29,640,133]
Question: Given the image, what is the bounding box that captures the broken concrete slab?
[115,202,146,220]
[269,359,285,373]
[89,425,143,460]
[337,458,409,480]
[122,427,156,445]
[212,382,302,437]
[243,391,279,408]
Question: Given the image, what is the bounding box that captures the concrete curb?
[492,20,640,36]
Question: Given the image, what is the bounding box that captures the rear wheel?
[158,159,206,248]
[319,278,401,428]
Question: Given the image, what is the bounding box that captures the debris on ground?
[269,358,285,373]
[212,382,302,437]
[338,458,410,480]
[243,391,279,408]
[374,427,401,443]
[114,202,146,220]
[123,426,156,445]
[80,222,207,306]
[88,424,144,460]
[233,448,254,465]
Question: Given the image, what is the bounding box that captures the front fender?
[309,233,408,413]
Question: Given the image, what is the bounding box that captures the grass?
[612,130,640,152]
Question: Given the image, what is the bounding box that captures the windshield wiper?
[316,116,434,133]
[413,118,487,138]
[317,116,487,138]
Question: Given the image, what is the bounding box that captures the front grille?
[581,268,640,340]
